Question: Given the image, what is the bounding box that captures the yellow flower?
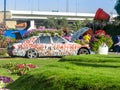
[83,34,91,42]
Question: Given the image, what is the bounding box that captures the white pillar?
[28,20,35,30]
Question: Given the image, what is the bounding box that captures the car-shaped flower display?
[7,34,90,58]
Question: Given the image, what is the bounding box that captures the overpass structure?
[10,10,95,21]
[0,10,117,28]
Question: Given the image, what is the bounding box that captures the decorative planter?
[94,8,110,21]
[98,43,108,55]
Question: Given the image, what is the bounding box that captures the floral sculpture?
[90,30,113,52]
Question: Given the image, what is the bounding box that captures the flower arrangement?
[90,34,113,52]
[15,63,37,75]
[0,22,8,35]
[74,39,88,45]
[22,29,62,38]
[0,76,13,89]
[74,34,91,45]
[1,62,37,76]
[0,36,17,48]
[63,36,71,41]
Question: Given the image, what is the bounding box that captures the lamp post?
[76,0,78,15]
[4,0,6,24]
[66,0,69,12]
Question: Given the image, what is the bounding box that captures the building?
[0,11,16,28]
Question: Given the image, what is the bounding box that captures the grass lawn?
[0,55,120,90]
[0,57,59,80]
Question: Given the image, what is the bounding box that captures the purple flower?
[63,36,71,41]
[0,76,13,83]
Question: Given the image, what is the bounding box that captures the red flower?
[27,64,36,68]
[95,30,106,36]
[17,64,24,68]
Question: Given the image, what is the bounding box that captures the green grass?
[0,58,59,80]
[1,55,120,90]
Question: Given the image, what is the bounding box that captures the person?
[62,27,71,41]
[114,35,120,53]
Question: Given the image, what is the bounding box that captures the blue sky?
[0,0,117,14]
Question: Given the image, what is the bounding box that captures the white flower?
[0,81,5,89]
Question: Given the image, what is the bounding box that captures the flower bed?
[0,76,13,89]
[22,29,62,38]
[1,62,38,76]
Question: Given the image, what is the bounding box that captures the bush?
[0,36,17,48]
[0,22,8,35]
[0,48,7,56]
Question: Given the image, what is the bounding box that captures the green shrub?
[0,36,17,48]
[0,48,7,56]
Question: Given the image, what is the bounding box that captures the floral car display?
[7,34,90,58]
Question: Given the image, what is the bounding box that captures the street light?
[4,0,6,24]
[66,0,69,12]
[76,0,78,15]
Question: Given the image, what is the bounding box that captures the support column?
[28,20,35,30]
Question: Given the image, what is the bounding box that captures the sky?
[0,0,117,14]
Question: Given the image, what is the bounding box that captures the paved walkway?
[108,52,120,55]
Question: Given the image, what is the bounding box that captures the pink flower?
[63,36,71,41]
[17,64,24,68]
[27,64,36,68]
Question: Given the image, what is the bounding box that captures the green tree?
[69,20,83,32]
[43,17,68,29]
[69,19,93,32]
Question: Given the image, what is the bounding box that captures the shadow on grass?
[59,55,120,63]
[70,61,120,68]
